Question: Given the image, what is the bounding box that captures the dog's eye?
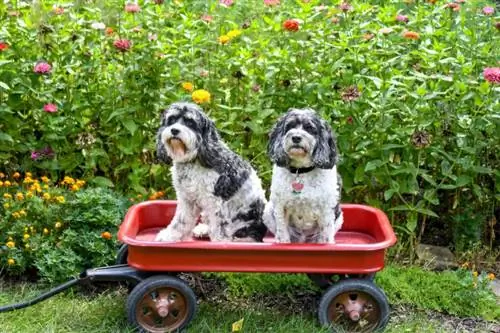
[183,118,196,128]
[303,123,317,134]
[166,117,178,126]
[285,121,297,132]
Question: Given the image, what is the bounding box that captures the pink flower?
[220,0,234,7]
[148,33,158,41]
[201,14,213,23]
[264,0,280,6]
[53,7,64,15]
[396,14,409,23]
[34,62,52,74]
[339,2,352,11]
[31,147,55,160]
[483,6,494,15]
[125,3,140,13]
[31,151,40,160]
[43,103,58,113]
[113,39,131,51]
[483,67,500,83]
[252,84,261,92]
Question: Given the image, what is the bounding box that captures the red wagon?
[117,200,397,332]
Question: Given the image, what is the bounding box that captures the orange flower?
[402,31,420,40]
[105,27,114,36]
[101,231,112,240]
[283,19,300,32]
[182,82,194,92]
[487,273,495,281]
[13,172,20,179]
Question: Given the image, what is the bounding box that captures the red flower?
[113,39,131,51]
[201,14,213,23]
[43,103,58,113]
[0,42,9,51]
[346,116,354,124]
[483,67,500,84]
[283,19,300,32]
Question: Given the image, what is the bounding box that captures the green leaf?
[89,176,115,188]
[0,132,13,142]
[0,82,10,90]
[365,159,383,172]
[384,189,396,201]
[414,207,438,218]
[456,175,471,187]
[406,212,417,232]
[122,119,138,135]
[354,165,365,183]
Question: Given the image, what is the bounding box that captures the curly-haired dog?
[155,102,267,242]
[264,108,343,243]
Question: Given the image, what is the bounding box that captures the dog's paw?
[155,228,179,242]
[192,223,210,238]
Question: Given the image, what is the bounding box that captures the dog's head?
[268,108,338,169]
[156,102,219,164]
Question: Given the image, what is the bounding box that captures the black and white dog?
[264,108,343,243]
[155,102,267,242]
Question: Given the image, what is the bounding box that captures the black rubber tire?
[308,273,376,289]
[116,244,129,265]
[127,275,197,333]
[318,279,390,332]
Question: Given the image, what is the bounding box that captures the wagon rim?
[327,290,381,332]
[135,286,189,332]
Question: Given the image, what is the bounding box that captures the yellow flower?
[55,221,62,229]
[218,35,230,44]
[3,203,9,209]
[12,212,20,219]
[487,273,495,281]
[13,172,20,179]
[181,82,194,92]
[63,176,75,185]
[26,191,34,198]
[227,29,242,39]
[3,193,12,199]
[0,172,5,178]
[473,271,478,278]
[56,196,65,204]
[25,172,32,178]
[20,210,27,216]
[15,192,24,201]
[24,227,28,232]
[25,244,30,249]
[4,180,11,187]
[23,177,33,184]
[41,176,50,183]
[76,180,86,187]
[43,184,49,189]
[192,89,211,104]
[0,181,3,187]
[43,228,49,235]
[71,184,80,191]
[23,233,30,240]
[6,241,15,248]
[43,193,51,200]
[7,258,15,265]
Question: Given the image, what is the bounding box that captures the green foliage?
[0,174,129,282]
[0,1,498,244]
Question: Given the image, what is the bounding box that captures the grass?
[0,265,498,332]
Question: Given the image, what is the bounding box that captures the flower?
[7,259,15,265]
[41,176,50,183]
[34,62,52,74]
[113,39,132,51]
[4,181,11,187]
[363,33,375,41]
[23,234,30,240]
[264,0,280,6]
[91,22,106,30]
[15,192,24,200]
[483,6,494,15]
[53,7,64,15]
[339,2,352,12]
[227,29,242,39]
[218,35,231,44]
[341,86,361,101]
[43,193,51,200]
[56,196,65,203]
[252,84,261,92]
[331,17,340,24]
[55,221,63,229]
[220,0,234,7]
[43,228,50,235]
[487,273,495,281]
[105,27,114,36]
[346,116,354,124]
[411,130,431,148]
[31,152,40,160]
[192,89,211,104]
[31,147,55,160]
[6,241,15,248]
[43,103,58,113]
[148,33,158,41]
[71,184,80,191]
[125,3,140,13]
[0,172,4,178]
[403,31,420,40]
[182,82,194,92]
[283,19,300,32]
[483,67,500,83]
[445,3,460,11]
[200,70,209,77]
[0,42,9,51]
[379,27,393,34]
[201,14,213,23]
[13,172,20,179]
[396,14,409,23]
[101,231,112,240]
[473,271,479,277]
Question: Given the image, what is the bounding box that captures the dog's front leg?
[274,205,291,243]
[323,205,342,244]
[155,199,200,242]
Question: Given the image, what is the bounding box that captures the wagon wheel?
[318,279,390,332]
[308,273,376,289]
[127,275,197,333]
[116,244,129,265]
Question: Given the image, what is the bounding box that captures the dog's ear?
[197,114,220,169]
[312,118,337,169]
[268,113,289,167]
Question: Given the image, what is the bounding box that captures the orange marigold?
[101,231,112,240]
[403,31,420,40]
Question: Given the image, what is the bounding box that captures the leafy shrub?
[0,172,129,282]
[0,1,498,247]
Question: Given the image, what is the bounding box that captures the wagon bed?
[118,201,397,274]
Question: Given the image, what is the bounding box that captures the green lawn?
[0,265,498,332]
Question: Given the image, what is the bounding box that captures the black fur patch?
[232,199,267,241]
[334,203,342,220]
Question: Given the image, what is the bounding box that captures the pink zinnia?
[31,151,40,160]
[0,42,8,51]
[113,39,131,51]
[201,14,213,23]
[34,62,52,74]
[483,6,494,15]
[264,0,280,6]
[339,2,352,11]
[125,3,140,13]
[396,14,409,23]
[220,0,234,7]
[43,103,58,113]
[483,67,500,83]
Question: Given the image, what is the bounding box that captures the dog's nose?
[292,136,301,143]
[171,128,180,136]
